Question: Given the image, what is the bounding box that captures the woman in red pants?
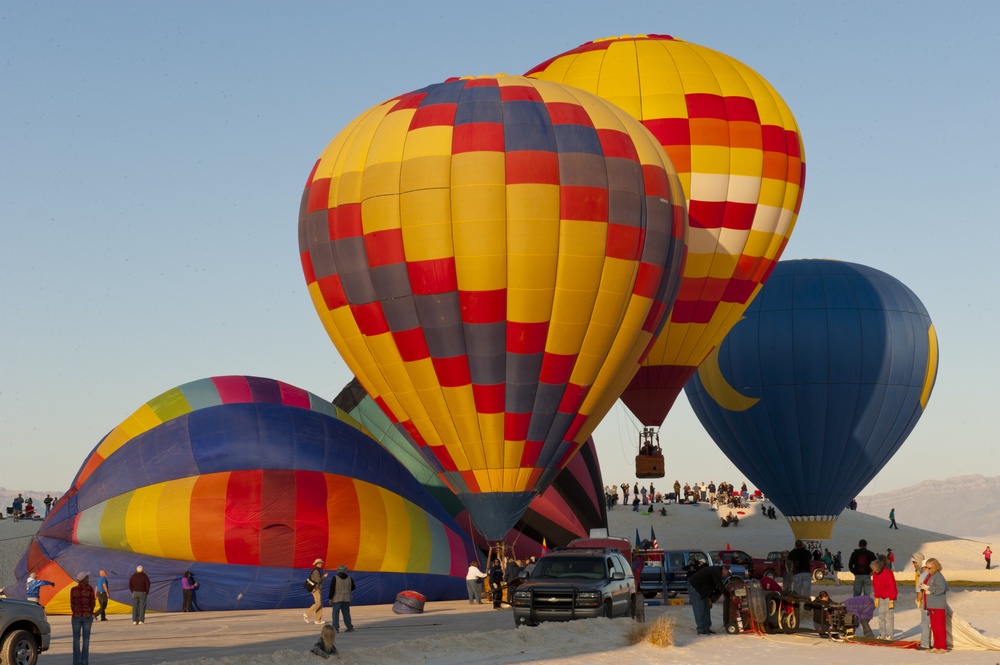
[920,558,950,652]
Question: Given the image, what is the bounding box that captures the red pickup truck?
[752,551,827,582]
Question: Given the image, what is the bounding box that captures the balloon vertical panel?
[685,260,938,539]
[300,75,686,539]
[527,34,805,428]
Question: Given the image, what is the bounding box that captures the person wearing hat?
[911,552,931,650]
[303,559,328,624]
[70,572,95,665]
[24,571,54,603]
[328,564,356,633]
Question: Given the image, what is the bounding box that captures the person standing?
[848,539,876,596]
[630,552,645,623]
[24,572,54,603]
[984,546,992,570]
[888,508,898,529]
[465,561,486,604]
[686,564,729,635]
[910,552,931,649]
[328,565,356,632]
[886,548,896,572]
[181,571,198,612]
[871,558,897,640]
[129,565,150,625]
[94,570,109,621]
[303,559,328,624]
[70,572,95,665]
[921,557,949,652]
[503,558,521,604]
[488,559,504,609]
[43,495,53,517]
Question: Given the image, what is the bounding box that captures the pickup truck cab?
[707,549,753,579]
[753,551,827,582]
[636,549,713,599]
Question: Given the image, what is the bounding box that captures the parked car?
[636,549,713,599]
[0,595,51,665]
[707,549,753,579]
[752,551,827,582]
[511,548,635,627]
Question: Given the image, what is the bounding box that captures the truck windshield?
[533,557,607,580]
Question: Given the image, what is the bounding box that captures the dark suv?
[1,596,51,665]
[512,549,635,627]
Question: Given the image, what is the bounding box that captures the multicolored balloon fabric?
[528,34,806,428]
[299,74,688,539]
[14,376,479,613]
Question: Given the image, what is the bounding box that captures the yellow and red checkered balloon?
[298,75,687,538]
[527,34,806,427]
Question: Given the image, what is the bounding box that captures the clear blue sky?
[2,2,997,500]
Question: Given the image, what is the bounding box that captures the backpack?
[304,578,316,592]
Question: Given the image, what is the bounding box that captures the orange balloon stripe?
[189,472,230,564]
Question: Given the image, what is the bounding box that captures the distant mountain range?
[857,474,1000,538]
[0,488,61,517]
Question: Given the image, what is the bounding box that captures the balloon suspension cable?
[613,401,646,464]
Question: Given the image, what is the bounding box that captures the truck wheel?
[812,568,825,582]
[2,629,39,665]
[762,570,775,580]
[642,591,657,599]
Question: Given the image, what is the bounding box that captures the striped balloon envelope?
[14,376,479,613]
[299,74,687,539]
[527,34,806,429]
[685,261,939,539]
[333,377,607,556]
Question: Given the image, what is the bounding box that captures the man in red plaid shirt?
[70,572,95,665]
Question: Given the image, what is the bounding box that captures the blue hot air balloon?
[684,259,939,539]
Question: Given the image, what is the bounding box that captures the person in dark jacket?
[129,565,151,625]
[686,564,730,635]
[488,560,504,609]
[848,539,877,597]
[328,564,356,632]
[503,558,521,603]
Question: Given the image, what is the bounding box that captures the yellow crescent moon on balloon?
[696,345,759,412]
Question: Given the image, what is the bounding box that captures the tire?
[779,606,799,634]
[667,590,678,599]
[812,568,825,582]
[765,593,781,626]
[762,570,776,580]
[642,591,657,599]
[2,629,39,665]
[725,622,739,635]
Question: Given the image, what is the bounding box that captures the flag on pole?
[650,526,659,549]
[635,528,642,548]
[540,537,549,555]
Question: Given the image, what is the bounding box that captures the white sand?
[15,499,1000,664]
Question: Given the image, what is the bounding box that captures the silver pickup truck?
[0,596,51,665]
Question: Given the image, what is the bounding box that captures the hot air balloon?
[299,75,687,539]
[527,34,806,469]
[334,377,607,555]
[15,376,479,613]
[684,260,939,539]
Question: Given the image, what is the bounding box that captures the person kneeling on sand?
[311,624,338,658]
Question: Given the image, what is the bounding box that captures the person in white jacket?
[466,562,486,604]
